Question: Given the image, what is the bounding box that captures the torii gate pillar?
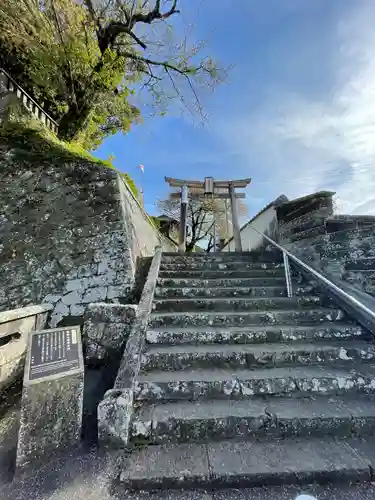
[229,182,242,252]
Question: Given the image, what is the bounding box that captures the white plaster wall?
[222,206,277,252]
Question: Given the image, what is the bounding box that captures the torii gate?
[164,176,251,253]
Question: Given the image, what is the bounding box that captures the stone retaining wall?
[0,134,175,327]
[277,192,375,297]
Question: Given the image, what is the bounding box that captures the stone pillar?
[83,302,137,366]
[179,185,188,253]
[229,183,242,252]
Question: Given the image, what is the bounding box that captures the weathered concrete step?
[119,437,371,490]
[160,261,283,271]
[148,308,347,328]
[158,269,285,279]
[156,277,287,288]
[131,396,375,444]
[154,285,288,299]
[140,341,375,372]
[152,296,323,313]
[116,483,375,500]
[146,323,367,346]
[134,365,375,402]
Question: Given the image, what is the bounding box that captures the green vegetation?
[0,0,223,150]
[0,119,139,198]
[150,216,161,229]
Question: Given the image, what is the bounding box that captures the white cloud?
[216,0,375,215]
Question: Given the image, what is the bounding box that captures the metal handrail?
[250,226,375,321]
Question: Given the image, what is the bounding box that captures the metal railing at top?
[0,68,58,134]
[249,226,375,323]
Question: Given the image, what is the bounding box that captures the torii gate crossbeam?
[165,176,251,252]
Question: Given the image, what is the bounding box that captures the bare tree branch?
[93,0,180,54]
[157,197,217,252]
[129,0,179,26]
[83,0,96,20]
[127,30,147,49]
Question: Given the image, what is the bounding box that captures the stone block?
[82,303,137,365]
[16,325,84,470]
[119,442,210,490]
[81,286,107,303]
[97,388,133,447]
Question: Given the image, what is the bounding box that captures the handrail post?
[283,252,293,297]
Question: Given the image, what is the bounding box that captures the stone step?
[140,341,375,372]
[286,230,375,252]
[322,247,375,261]
[154,285,288,299]
[148,308,347,329]
[345,257,375,271]
[281,217,327,238]
[344,270,375,283]
[158,269,285,279]
[152,296,323,313]
[119,436,372,491]
[161,250,283,263]
[159,261,283,271]
[320,257,375,273]
[131,396,375,445]
[326,218,375,234]
[134,364,375,402]
[305,237,375,258]
[327,227,375,243]
[288,225,327,242]
[281,209,329,230]
[146,323,367,346]
[156,277,287,288]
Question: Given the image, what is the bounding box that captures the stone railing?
[0,304,52,393]
[0,68,58,134]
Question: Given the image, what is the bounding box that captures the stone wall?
[0,130,175,327]
[277,192,375,297]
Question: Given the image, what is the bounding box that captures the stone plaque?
[28,327,81,382]
[17,325,84,470]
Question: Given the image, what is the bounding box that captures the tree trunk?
[185,241,196,252]
[57,101,93,140]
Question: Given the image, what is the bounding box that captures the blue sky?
[95,0,375,218]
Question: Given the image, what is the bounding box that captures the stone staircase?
[118,250,375,492]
